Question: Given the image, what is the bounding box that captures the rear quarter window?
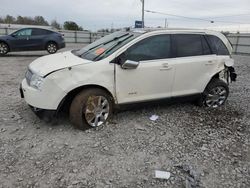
[206,35,229,55]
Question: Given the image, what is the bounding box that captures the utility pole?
[165,18,168,28]
[141,0,145,28]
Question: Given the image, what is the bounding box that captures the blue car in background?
[0,28,65,55]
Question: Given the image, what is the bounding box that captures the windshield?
[73,31,142,61]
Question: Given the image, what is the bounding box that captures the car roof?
[132,28,222,35]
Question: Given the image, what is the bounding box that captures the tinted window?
[201,35,212,55]
[15,29,32,36]
[32,29,51,35]
[207,35,229,55]
[126,34,171,62]
[174,34,203,57]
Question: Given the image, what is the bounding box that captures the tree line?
[0,15,84,31]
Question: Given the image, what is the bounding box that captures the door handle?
[162,63,169,67]
[205,61,215,65]
[160,67,172,71]
[160,63,172,71]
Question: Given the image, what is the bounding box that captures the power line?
[207,13,250,19]
[145,10,248,24]
[145,10,213,23]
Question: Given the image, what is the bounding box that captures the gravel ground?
[0,45,249,188]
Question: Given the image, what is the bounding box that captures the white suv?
[20,29,237,130]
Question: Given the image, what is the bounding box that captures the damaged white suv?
[20,29,237,130]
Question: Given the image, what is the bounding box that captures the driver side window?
[125,34,171,62]
[15,29,32,36]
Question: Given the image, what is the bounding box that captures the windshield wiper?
[78,33,130,56]
[93,34,134,61]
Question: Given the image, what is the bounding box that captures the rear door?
[171,34,219,96]
[115,34,175,104]
[30,28,49,50]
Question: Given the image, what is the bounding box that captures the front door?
[115,34,175,104]
[10,28,33,51]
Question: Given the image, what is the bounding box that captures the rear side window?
[173,34,203,57]
[32,29,52,36]
[126,34,171,62]
[206,35,229,55]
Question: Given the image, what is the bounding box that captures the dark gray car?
[0,28,65,55]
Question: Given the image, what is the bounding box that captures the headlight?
[30,74,44,90]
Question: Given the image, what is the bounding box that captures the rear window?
[173,34,203,57]
[206,35,229,55]
[32,29,52,36]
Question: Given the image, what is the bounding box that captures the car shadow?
[115,96,198,113]
[2,54,45,57]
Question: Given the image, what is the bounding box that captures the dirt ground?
[0,44,249,188]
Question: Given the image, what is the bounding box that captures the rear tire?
[69,88,113,130]
[198,79,229,108]
[0,42,9,56]
[46,42,58,54]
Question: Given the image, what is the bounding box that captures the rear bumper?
[228,67,237,82]
[58,41,66,49]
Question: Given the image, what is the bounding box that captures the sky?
[1,0,250,31]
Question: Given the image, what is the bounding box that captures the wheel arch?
[203,70,226,92]
[45,40,58,49]
[56,84,116,114]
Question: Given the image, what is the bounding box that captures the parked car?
[0,28,65,55]
[20,29,237,130]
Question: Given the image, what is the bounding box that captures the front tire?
[69,88,113,130]
[46,42,58,54]
[200,79,229,108]
[0,42,9,56]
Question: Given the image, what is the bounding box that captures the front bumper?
[29,105,57,120]
[20,79,66,110]
[20,83,57,119]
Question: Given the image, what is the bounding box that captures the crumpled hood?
[29,51,92,76]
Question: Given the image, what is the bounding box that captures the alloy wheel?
[47,43,57,54]
[0,43,8,55]
[84,95,110,127]
[205,86,227,108]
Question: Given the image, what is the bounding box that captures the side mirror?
[121,60,139,69]
[11,34,17,38]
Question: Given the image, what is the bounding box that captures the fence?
[0,27,250,54]
[0,27,109,44]
[226,33,250,55]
